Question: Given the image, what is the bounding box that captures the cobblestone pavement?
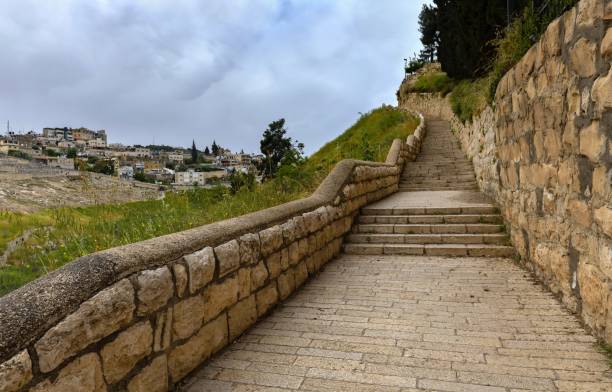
[182,254,612,391]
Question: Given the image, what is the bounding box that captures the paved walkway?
[182,119,612,391]
[183,255,612,391]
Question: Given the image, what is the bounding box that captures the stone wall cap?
[0,156,402,362]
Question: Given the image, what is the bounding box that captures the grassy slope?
[0,106,417,295]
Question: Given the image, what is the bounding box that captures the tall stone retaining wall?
[0,114,426,392]
[400,0,612,342]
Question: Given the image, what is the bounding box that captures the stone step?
[343,243,515,257]
[358,214,503,224]
[354,223,505,234]
[361,206,499,215]
[398,186,480,191]
[347,233,510,245]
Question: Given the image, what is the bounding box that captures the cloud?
[0,0,426,154]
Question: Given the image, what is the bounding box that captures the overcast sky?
[0,1,427,154]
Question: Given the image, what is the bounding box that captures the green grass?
[0,106,417,295]
[409,71,455,95]
[449,78,489,124]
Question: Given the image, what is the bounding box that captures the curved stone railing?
[0,113,425,392]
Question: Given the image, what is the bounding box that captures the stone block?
[202,274,239,322]
[256,283,279,317]
[265,251,282,279]
[215,240,240,277]
[251,261,269,290]
[127,355,167,392]
[154,308,172,352]
[172,295,205,341]
[172,263,187,298]
[294,262,309,288]
[167,314,228,383]
[603,28,612,58]
[576,0,603,29]
[280,220,299,245]
[288,241,300,266]
[100,321,153,384]
[592,68,612,113]
[594,207,612,237]
[237,267,252,300]
[35,279,135,373]
[578,263,609,330]
[579,121,606,163]
[136,267,173,316]
[238,233,261,266]
[228,295,257,341]
[280,247,290,271]
[184,247,215,294]
[593,166,611,199]
[259,226,284,256]
[570,38,597,77]
[31,353,105,392]
[0,350,32,392]
[277,269,296,300]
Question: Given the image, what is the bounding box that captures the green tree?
[228,170,256,194]
[191,140,198,162]
[259,119,295,179]
[204,146,210,155]
[66,148,77,158]
[211,141,220,156]
[418,4,439,62]
[91,159,115,175]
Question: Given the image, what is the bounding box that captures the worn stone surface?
[100,321,153,384]
[31,353,106,392]
[173,295,206,341]
[238,233,261,266]
[136,267,173,316]
[127,355,167,392]
[250,261,269,290]
[228,295,257,341]
[202,274,239,322]
[255,282,278,317]
[183,255,612,391]
[259,226,284,256]
[168,314,228,383]
[0,350,32,392]
[154,308,172,352]
[35,279,135,373]
[172,263,188,298]
[184,247,215,294]
[215,240,240,277]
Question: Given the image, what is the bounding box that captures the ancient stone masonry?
[0,115,426,392]
[399,0,612,343]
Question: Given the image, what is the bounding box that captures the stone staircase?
[344,119,514,257]
[399,120,479,191]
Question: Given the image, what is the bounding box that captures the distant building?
[87,138,107,148]
[167,152,184,163]
[174,169,226,186]
[0,139,18,154]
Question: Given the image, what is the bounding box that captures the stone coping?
[0,112,425,363]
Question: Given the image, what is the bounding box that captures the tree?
[211,141,220,156]
[191,140,198,162]
[418,4,439,62]
[433,0,509,78]
[259,118,302,179]
[204,146,210,155]
[66,148,77,158]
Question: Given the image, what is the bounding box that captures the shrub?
[8,150,31,160]
[410,71,455,95]
[450,79,488,123]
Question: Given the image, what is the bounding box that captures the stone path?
[183,254,612,391]
[182,119,612,391]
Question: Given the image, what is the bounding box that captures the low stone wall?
[399,0,612,342]
[0,114,425,392]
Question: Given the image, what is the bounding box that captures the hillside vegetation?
[409,0,577,123]
[0,106,417,295]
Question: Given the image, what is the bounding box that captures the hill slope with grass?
[0,105,417,295]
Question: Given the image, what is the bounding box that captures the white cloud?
[0,0,426,154]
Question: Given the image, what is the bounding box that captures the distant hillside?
[0,105,417,295]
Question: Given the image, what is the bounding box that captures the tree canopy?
[259,119,303,179]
